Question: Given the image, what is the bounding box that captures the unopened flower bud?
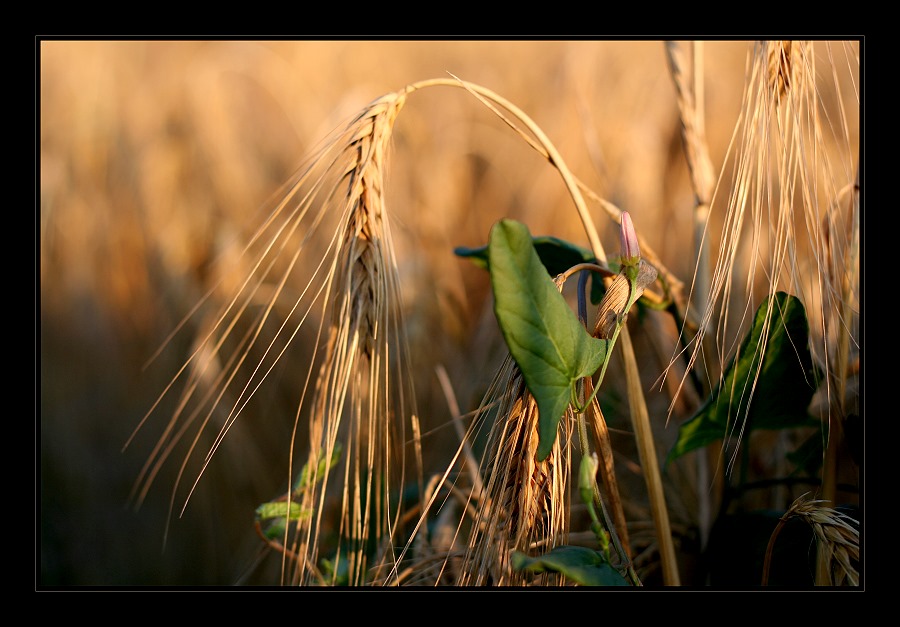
[619,211,641,267]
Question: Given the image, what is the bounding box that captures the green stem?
[576,270,642,586]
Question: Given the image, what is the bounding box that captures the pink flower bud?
[619,211,641,266]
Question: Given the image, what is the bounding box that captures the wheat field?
[38,39,861,587]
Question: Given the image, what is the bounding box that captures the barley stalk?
[283,91,427,586]
[130,87,427,585]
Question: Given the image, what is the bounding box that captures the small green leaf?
[453,244,491,269]
[293,443,343,493]
[319,556,350,586]
[488,219,609,460]
[255,501,308,522]
[511,547,629,586]
[668,292,820,464]
[263,520,287,540]
[456,236,615,304]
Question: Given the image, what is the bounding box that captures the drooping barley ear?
[762,495,859,586]
[455,357,570,586]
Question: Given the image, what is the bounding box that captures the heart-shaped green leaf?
[667,292,820,464]
[488,219,608,460]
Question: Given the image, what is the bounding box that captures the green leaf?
[456,235,615,304]
[488,219,608,460]
[263,518,288,541]
[511,547,629,586]
[319,556,350,586]
[667,292,820,464]
[255,500,308,522]
[293,443,343,493]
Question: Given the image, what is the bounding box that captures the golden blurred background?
[39,40,858,586]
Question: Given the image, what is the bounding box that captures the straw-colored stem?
[405,77,606,262]
[408,78,684,307]
[665,40,718,551]
[620,327,680,585]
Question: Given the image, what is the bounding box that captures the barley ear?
[762,495,859,586]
